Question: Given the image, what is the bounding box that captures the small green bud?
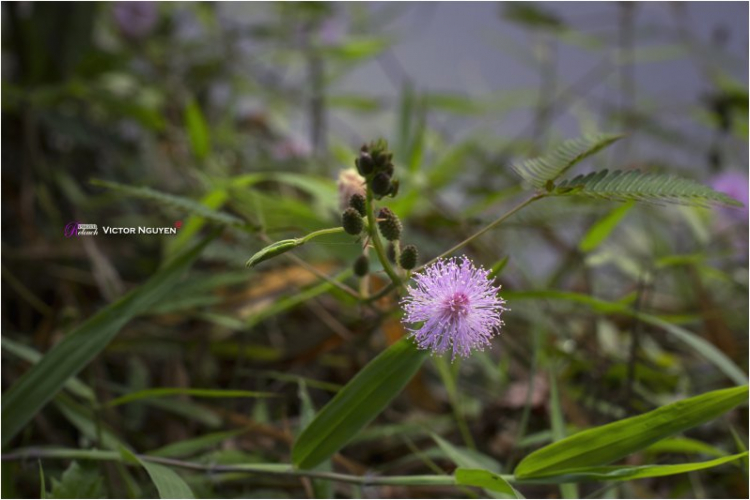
[387,242,397,263]
[349,193,366,217]
[371,173,392,197]
[377,207,402,241]
[353,255,369,277]
[342,207,364,235]
[399,244,418,270]
[356,152,374,175]
[388,179,400,198]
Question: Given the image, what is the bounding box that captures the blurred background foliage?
[1,2,748,498]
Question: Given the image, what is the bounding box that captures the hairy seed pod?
[353,255,369,277]
[342,207,364,235]
[377,207,402,241]
[349,193,366,217]
[399,244,418,270]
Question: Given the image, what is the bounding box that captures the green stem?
[365,188,402,287]
[300,226,345,243]
[419,194,545,270]
[2,449,482,487]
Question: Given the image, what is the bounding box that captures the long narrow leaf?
[292,338,428,469]
[518,452,747,483]
[1,236,212,446]
[515,385,748,478]
[121,447,194,499]
[105,388,273,407]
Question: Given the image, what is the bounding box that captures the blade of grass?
[1,235,213,446]
[105,388,274,407]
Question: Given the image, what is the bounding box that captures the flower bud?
[356,151,374,175]
[377,207,402,241]
[353,255,369,277]
[349,193,366,217]
[384,162,395,177]
[342,207,364,235]
[399,244,418,270]
[371,173,392,197]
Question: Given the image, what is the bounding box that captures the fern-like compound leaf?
[554,169,744,208]
[512,133,623,189]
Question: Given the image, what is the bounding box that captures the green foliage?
[121,447,195,499]
[184,98,211,160]
[515,385,748,478]
[455,468,523,498]
[511,134,623,189]
[554,169,745,207]
[516,453,748,483]
[91,179,247,227]
[105,388,274,407]
[292,339,429,469]
[579,202,635,252]
[49,462,104,499]
[3,3,747,498]
[245,239,303,268]
[1,236,212,446]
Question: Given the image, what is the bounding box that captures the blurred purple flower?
[271,136,312,161]
[113,2,158,39]
[318,16,346,46]
[711,170,749,222]
[401,256,507,360]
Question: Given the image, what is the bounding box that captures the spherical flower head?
[401,256,507,360]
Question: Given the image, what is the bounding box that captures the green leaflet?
[1,236,212,447]
[554,169,744,207]
[512,134,623,189]
[292,338,428,469]
[514,385,748,478]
